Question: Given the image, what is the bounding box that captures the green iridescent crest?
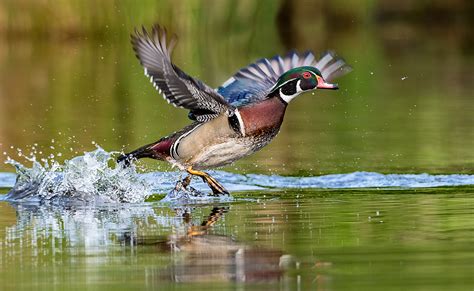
[271,66,322,91]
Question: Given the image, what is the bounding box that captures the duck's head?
[270,66,338,103]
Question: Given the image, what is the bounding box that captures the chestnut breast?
[239,97,287,136]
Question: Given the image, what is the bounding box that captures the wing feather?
[132,25,231,121]
[217,51,351,107]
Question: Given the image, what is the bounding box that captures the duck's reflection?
[132,206,292,283]
[1,202,295,284]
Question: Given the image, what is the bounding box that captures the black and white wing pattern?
[217,51,352,107]
[132,25,231,122]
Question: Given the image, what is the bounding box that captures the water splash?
[4,147,152,203]
[2,146,235,204]
[1,147,473,205]
[161,181,235,204]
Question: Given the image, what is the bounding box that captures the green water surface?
[1,188,474,290]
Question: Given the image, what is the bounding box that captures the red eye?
[302,72,312,79]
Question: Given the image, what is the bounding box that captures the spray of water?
[4,146,152,203]
[2,144,473,205]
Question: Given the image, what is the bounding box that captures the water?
[3,147,151,203]
[2,147,473,204]
[1,188,473,290]
[0,149,473,289]
[0,1,473,290]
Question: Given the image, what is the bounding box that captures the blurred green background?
[0,0,472,175]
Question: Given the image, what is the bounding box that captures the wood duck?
[117,25,351,195]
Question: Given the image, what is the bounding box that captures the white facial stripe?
[296,79,303,93]
[270,77,298,92]
[234,109,246,136]
[280,89,298,103]
[280,80,303,103]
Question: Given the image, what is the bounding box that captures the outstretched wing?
[217,51,352,107]
[132,25,231,122]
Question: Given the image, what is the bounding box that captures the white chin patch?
[280,80,303,103]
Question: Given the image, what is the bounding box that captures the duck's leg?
[181,174,192,188]
[173,174,192,192]
[186,167,229,195]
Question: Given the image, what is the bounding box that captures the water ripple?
[1,148,473,204]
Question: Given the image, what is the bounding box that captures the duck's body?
[129,97,287,171]
[118,25,351,195]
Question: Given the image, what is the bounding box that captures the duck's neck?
[268,79,303,104]
[237,97,287,136]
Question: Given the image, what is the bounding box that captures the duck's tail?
[116,138,174,167]
[116,146,154,167]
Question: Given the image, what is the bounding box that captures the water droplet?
[6,146,152,203]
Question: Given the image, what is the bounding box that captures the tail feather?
[116,153,134,167]
[117,137,174,167]
[116,145,155,167]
